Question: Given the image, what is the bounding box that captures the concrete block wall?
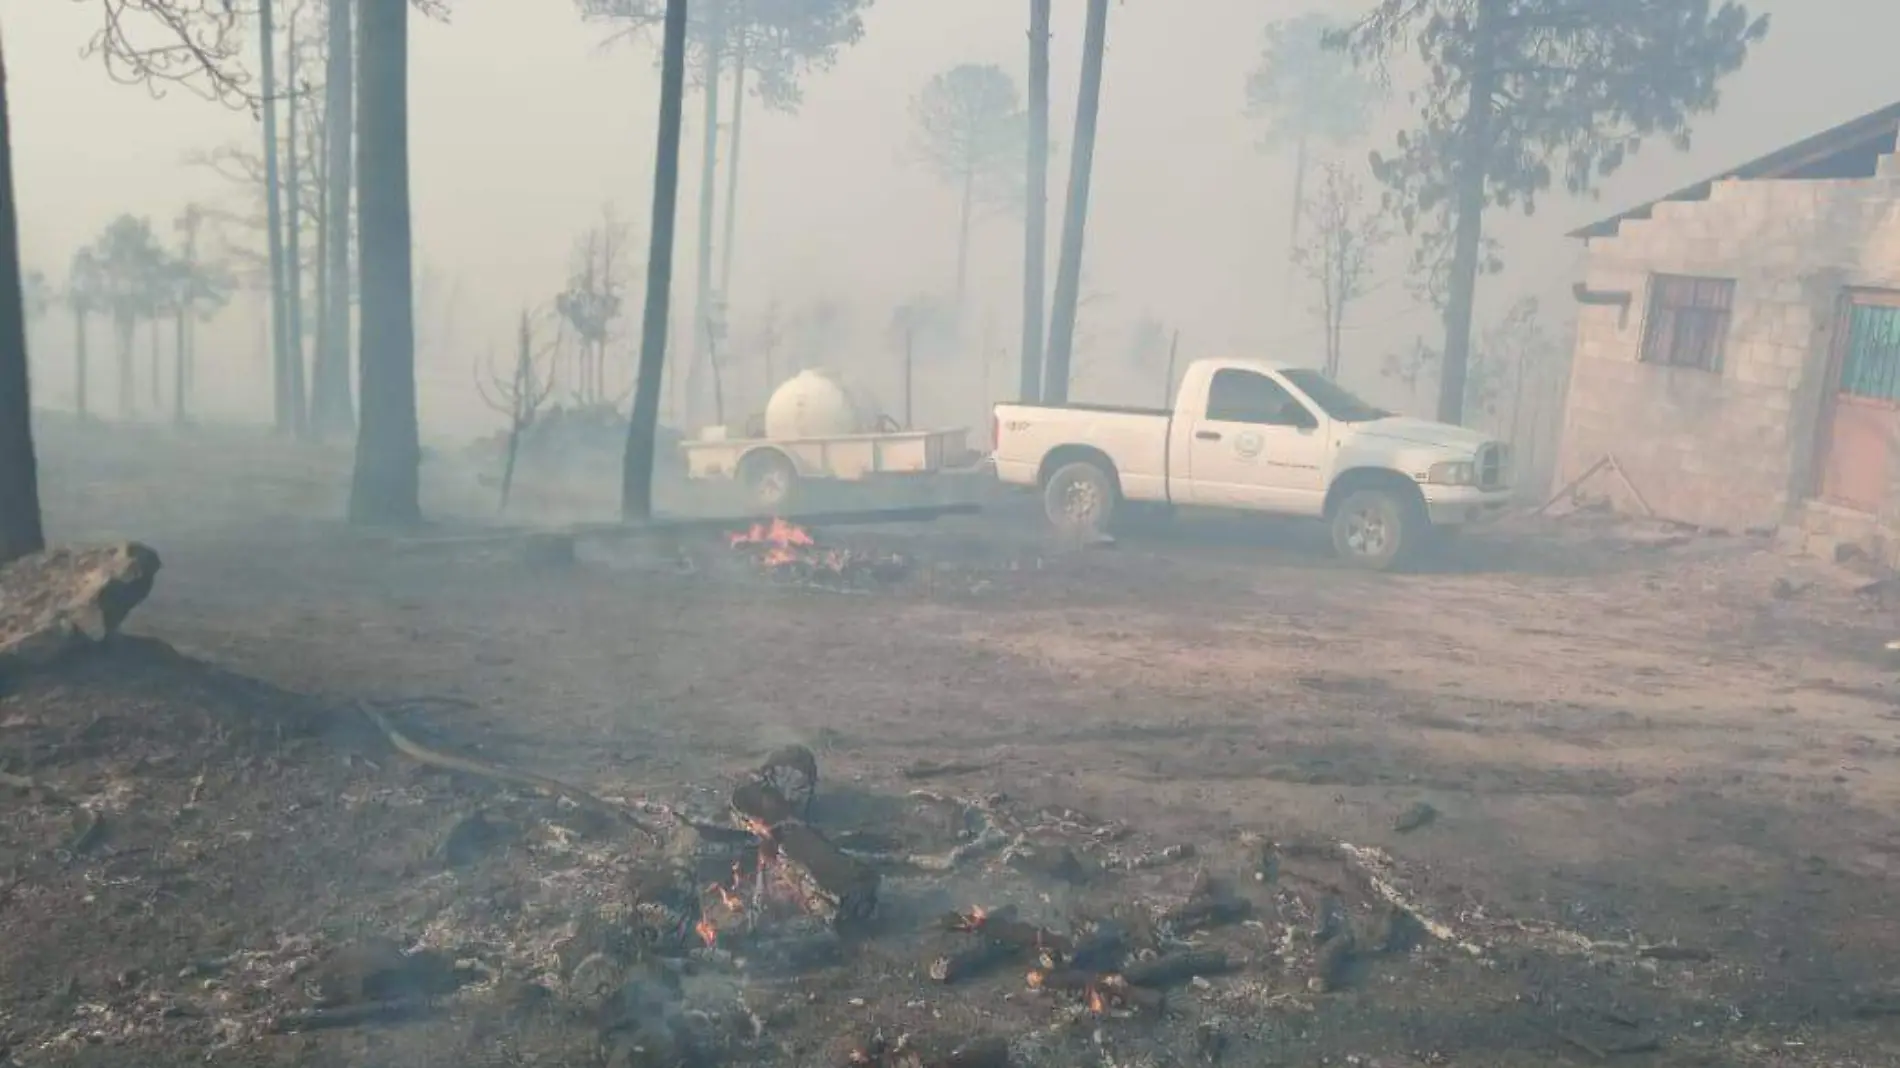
[1557,157,1900,531]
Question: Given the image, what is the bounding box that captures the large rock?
[0,543,161,673]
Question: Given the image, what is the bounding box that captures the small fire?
[708,883,744,912]
[694,918,718,948]
[1087,986,1107,1014]
[1025,970,1046,990]
[968,905,988,923]
[729,517,814,549]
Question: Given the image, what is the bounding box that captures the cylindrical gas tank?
[762,369,884,439]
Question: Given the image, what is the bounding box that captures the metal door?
[1820,296,1900,514]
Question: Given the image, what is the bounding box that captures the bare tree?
[78,0,255,109]
[0,31,42,565]
[554,205,631,406]
[1290,163,1390,381]
[476,309,558,511]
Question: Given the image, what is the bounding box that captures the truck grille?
[1477,443,1510,489]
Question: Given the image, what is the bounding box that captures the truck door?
[1183,368,1328,511]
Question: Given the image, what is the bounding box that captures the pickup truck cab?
[991,357,1512,569]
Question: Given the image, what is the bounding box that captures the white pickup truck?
[991,357,1513,569]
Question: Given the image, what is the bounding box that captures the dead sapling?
[475,308,559,512]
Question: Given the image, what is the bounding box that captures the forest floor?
[7,416,1900,1067]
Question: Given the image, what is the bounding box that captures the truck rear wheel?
[1330,488,1417,571]
[739,450,798,513]
[1044,461,1118,540]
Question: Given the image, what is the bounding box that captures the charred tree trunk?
[314,0,356,436]
[0,35,43,565]
[1042,0,1108,404]
[1019,0,1050,403]
[1437,0,1499,426]
[260,0,293,434]
[347,0,421,525]
[685,2,723,429]
[284,17,308,436]
[620,0,688,521]
[718,16,745,304]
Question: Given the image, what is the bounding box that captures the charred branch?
[929,938,1018,984]
[942,907,1073,963]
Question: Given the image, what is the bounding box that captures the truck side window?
[1205,369,1309,426]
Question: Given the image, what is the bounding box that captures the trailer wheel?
[739,450,798,512]
[1044,460,1118,540]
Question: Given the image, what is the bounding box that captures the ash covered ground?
[6,419,1900,1067]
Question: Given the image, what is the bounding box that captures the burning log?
[1025,968,1165,1013]
[1122,950,1233,988]
[730,773,879,929]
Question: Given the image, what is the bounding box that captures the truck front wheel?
[1044,461,1118,540]
[1330,488,1418,571]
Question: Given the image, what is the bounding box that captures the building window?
[1640,274,1734,371]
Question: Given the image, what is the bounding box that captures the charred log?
[1122,950,1233,988]
[942,907,1073,962]
[731,777,800,827]
[1026,968,1165,1012]
[848,1034,1012,1068]
[1158,892,1252,936]
[929,938,1019,983]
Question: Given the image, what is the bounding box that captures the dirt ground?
[7,416,1900,1067]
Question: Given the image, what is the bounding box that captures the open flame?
[1087,985,1107,1014]
[725,517,905,582]
[694,918,718,948]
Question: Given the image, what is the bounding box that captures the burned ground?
[5,419,1900,1066]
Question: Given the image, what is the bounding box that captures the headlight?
[1427,460,1475,485]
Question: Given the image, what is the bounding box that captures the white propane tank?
[762,369,884,439]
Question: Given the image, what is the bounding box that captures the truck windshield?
[1282,368,1389,422]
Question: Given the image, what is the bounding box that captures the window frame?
[1639,273,1735,373]
[1203,368,1316,427]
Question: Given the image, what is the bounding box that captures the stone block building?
[1558,101,1900,556]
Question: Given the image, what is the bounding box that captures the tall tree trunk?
[116,318,133,417]
[1437,0,1498,426]
[148,317,160,407]
[1043,0,1108,404]
[0,34,42,565]
[284,17,308,435]
[685,2,723,428]
[72,308,88,418]
[954,165,974,312]
[621,0,688,521]
[260,0,292,434]
[1019,0,1049,402]
[173,309,187,426]
[1284,132,1307,309]
[718,17,745,304]
[348,0,421,525]
[315,0,355,436]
